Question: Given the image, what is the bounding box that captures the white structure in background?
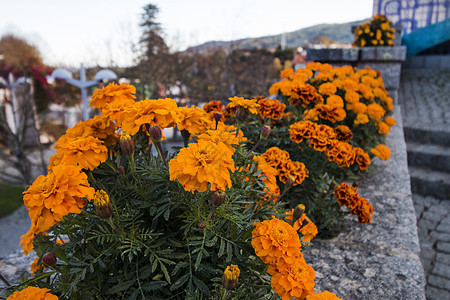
[51,64,117,122]
[0,74,29,137]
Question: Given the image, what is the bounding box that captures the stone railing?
[306,105,426,299]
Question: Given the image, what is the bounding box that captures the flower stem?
[249,139,262,153]
[0,273,11,286]
[154,141,167,167]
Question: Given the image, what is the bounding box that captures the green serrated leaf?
[170,273,189,291]
[141,281,168,291]
[106,279,136,294]
[159,261,171,284]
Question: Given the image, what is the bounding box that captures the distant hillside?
[186,19,368,53]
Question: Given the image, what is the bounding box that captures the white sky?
[0,0,374,68]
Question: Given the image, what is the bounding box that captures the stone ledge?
[305,105,426,299]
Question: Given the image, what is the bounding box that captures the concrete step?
[407,142,450,172]
[404,125,450,147]
[409,166,450,200]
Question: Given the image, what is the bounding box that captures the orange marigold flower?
[284,209,318,243]
[377,121,390,135]
[352,102,368,114]
[351,197,374,224]
[280,67,294,79]
[270,256,316,300]
[202,100,224,113]
[227,96,259,114]
[315,104,346,123]
[345,90,360,104]
[251,216,301,267]
[196,124,246,156]
[21,165,94,254]
[48,136,108,171]
[354,113,369,125]
[326,95,344,108]
[289,121,317,143]
[367,103,386,121]
[318,82,337,96]
[6,286,58,300]
[253,155,280,200]
[261,147,290,175]
[307,290,341,300]
[370,144,391,160]
[309,124,336,152]
[326,140,356,168]
[354,147,371,171]
[168,140,235,193]
[384,116,396,126]
[289,83,323,108]
[173,106,210,136]
[30,257,45,276]
[121,98,178,135]
[257,97,286,119]
[90,82,136,115]
[334,125,353,142]
[84,115,118,146]
[334,182,358,208]
[278,160,309,186]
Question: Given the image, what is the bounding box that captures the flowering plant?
[6,83,342,299]
[221,62,396,237]
[352,14,395,47]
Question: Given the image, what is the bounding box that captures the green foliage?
[0,182,24,218]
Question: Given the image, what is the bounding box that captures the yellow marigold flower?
[370,144,391,160]
[227,96,259,114]
[352,102,368,114]
[354,147,371,171]
[280,67,294,79]
[278,160,309,186]
[309,125,336,152]
[289,121,317,143]
[384,116,396,126]
[334,125,353,142]
[326,95,344,108]
[121,98,178,135]
[48,136,108,171]
[6,286,59,300]
[367,103,386,121]
[257,97,286,119]
[251,216,301,267]
[307,290,341,299]
[90,82,136,114]
[326,140,356,168]
[270,256,316,300]
[173,106,210,136]
[354,113,369,125]
[284,209,318,243]
[318,82,337,96]
[168,140,235,193]
[202,100,224,113]
[315,104,346,123]
[377,121,390,135]
[344,90,360,104]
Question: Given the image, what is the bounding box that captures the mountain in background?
[186,19,368,53]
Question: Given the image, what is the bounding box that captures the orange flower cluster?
[202,100,224,113]
[334,125,353,142]
[353,14,395,47]
[168,140,235,193]
[20,165,95,254]
[260,147,309,186]
[197,123,247,155]
[226,96,259,114]
[370,144,391,160]
[252,155,280,200]
[6,286,59,300]
[284,208,318,243]
[334,183,374,223]
[256,97,286,119]
[173,106,210,136]
[326,140,356,168]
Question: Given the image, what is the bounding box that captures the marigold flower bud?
[120,133,134,156]
[211,190,226,208]
[292,204,305,224]
[222,264,240,290]
[235,107,248,123]
[214,112,222,123]
[198,221,206,230]
[321,190,328,197]
[94,190,113,219]
[117,166,125,174]
[286,176,295,188]
[149,125,162,142]
[42,252,57,267]
[352,181,359,188]
[260,125,271,140]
